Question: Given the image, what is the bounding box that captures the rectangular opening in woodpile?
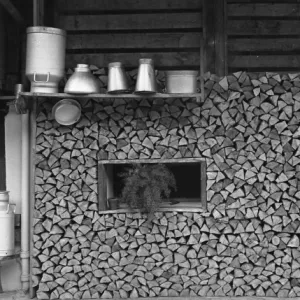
[98,158,207,212]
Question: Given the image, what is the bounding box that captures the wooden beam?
[0,0,25,25]
[98,164,108,211]
[202,0,215,73]
[203,0,227,76]
[215,0,227,76]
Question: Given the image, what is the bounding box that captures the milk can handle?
[33,72,50,83]
[6,204,16,214]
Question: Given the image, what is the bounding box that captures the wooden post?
[215,0,227,76]
[200,35,205,102]
[202,0,227,76]
[200,161,207,210]
[98,164,108,211]
[202,0,215,73]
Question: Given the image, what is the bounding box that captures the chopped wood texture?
[34,70,300,299]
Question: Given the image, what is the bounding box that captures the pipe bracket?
[21,274,30,282]
[20,251,30,259]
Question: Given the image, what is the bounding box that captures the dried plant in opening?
[119,163,177,218]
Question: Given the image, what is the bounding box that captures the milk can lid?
[27,26,66,36]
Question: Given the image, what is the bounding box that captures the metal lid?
[26,26,66,36]
[139,58,154,65]
[75,64,90,72]
[108,62,123,68]
[165,70,198,76]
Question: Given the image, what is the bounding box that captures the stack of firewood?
[33,71,300,298]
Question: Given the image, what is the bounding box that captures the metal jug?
[64,64,101,94]
[135,58,157,94]
[107,62,130,94]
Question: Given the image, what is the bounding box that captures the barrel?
[25,26,66,93]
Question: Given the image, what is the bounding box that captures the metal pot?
[107,62,130,94]
[64,64,101,94]
[165,70,198,93]
[108,198,119,210]
[26,26,66,93]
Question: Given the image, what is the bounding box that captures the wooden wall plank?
[56,0,203,71]
[229,54,300,69]
[228,20,300,36]
[56,0,202,12]
[67,32,201,50]
[228,3,300,17]
[228,37,300,52]
[59,13,202,31]
[66,52,200,69]
[227,1,300,73]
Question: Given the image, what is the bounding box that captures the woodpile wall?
[33,71,300,299]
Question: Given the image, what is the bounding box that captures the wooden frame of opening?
[98,158,207,213]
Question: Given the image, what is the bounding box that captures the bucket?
[25,26,66,93]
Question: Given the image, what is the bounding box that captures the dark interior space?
[113,163,201,201]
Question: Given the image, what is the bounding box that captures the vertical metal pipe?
[21,113,30,291]
[19,83,30,291]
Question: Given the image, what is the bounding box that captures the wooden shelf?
[0,96,15,101]
[98,202,206,215]
[19,92,202,100]
[100,158,205,164]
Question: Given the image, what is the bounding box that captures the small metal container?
[64,64,101,94]
[107,62,130,94]
[135,58,157,94]
[52,99,81,125]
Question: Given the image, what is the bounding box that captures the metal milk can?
[0,191,15,257]
[25,26,66,93]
